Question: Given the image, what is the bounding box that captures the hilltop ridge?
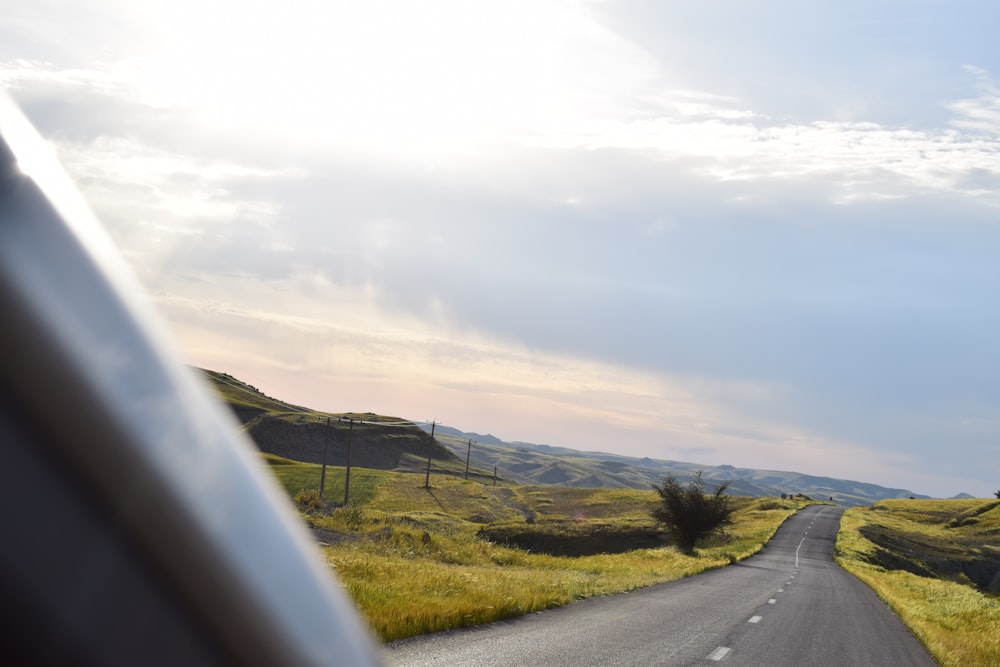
[200,368,462,476]
[201,367,933,506]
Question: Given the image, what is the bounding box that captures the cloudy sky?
[4,1,998,497]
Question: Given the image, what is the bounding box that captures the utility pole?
[343,418,354,506]
[424,421,436,489]
[319,417,330,499]
[464,438,472,480]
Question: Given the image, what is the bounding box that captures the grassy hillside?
[275,465,815,641]
[200,368,469,479]
[203,368,311,421]
[263,453,391,505]
[201,367,929,504]
[836,499,1000,666]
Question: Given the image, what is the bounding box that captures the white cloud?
[526,102,1000,206]
[0,58,121,91]
[56,136,291,218]
[947,66,1000,135]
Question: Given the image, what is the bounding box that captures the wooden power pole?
[319,417,330,499]
[343,418,354,506]
[424,421,436,489]
[464,438,472,480]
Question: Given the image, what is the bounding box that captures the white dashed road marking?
[704,508,829,665]
[707,646,732,661]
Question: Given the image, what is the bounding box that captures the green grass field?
[836,499,1000,667]
[264,453,390,504]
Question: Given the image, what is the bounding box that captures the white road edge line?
[708,646,732,661]
[748,615,762,624]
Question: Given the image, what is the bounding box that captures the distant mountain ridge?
[427,424,930,507]
[200,367,933,507]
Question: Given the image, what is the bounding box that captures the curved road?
[386,505,936,666]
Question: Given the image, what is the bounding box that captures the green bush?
[651,471,733,554]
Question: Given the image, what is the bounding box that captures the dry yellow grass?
[836,500,1000,667]
[308,474,811,641]
[327,534,708,640]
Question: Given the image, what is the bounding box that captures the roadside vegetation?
[836,499,1000,667]
[268,462,812,642]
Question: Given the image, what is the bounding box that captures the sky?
[3,0,998,498]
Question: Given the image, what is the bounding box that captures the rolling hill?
[201,367,930,506]
[201,368,466,477]
[428,425,929,507]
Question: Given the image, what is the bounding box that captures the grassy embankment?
[836,499,1000,667]
[266,457,812,642]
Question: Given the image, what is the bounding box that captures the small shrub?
[294,489,324,509]
[336,502,366,531]
[651,471,732,555]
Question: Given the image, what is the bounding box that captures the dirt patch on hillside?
[246,415,456,470]
[860,523,1000,593]
[479,520,667,556]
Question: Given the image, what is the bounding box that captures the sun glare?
[135,0,655,157]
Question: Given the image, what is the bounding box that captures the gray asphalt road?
[385,505,937,666]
